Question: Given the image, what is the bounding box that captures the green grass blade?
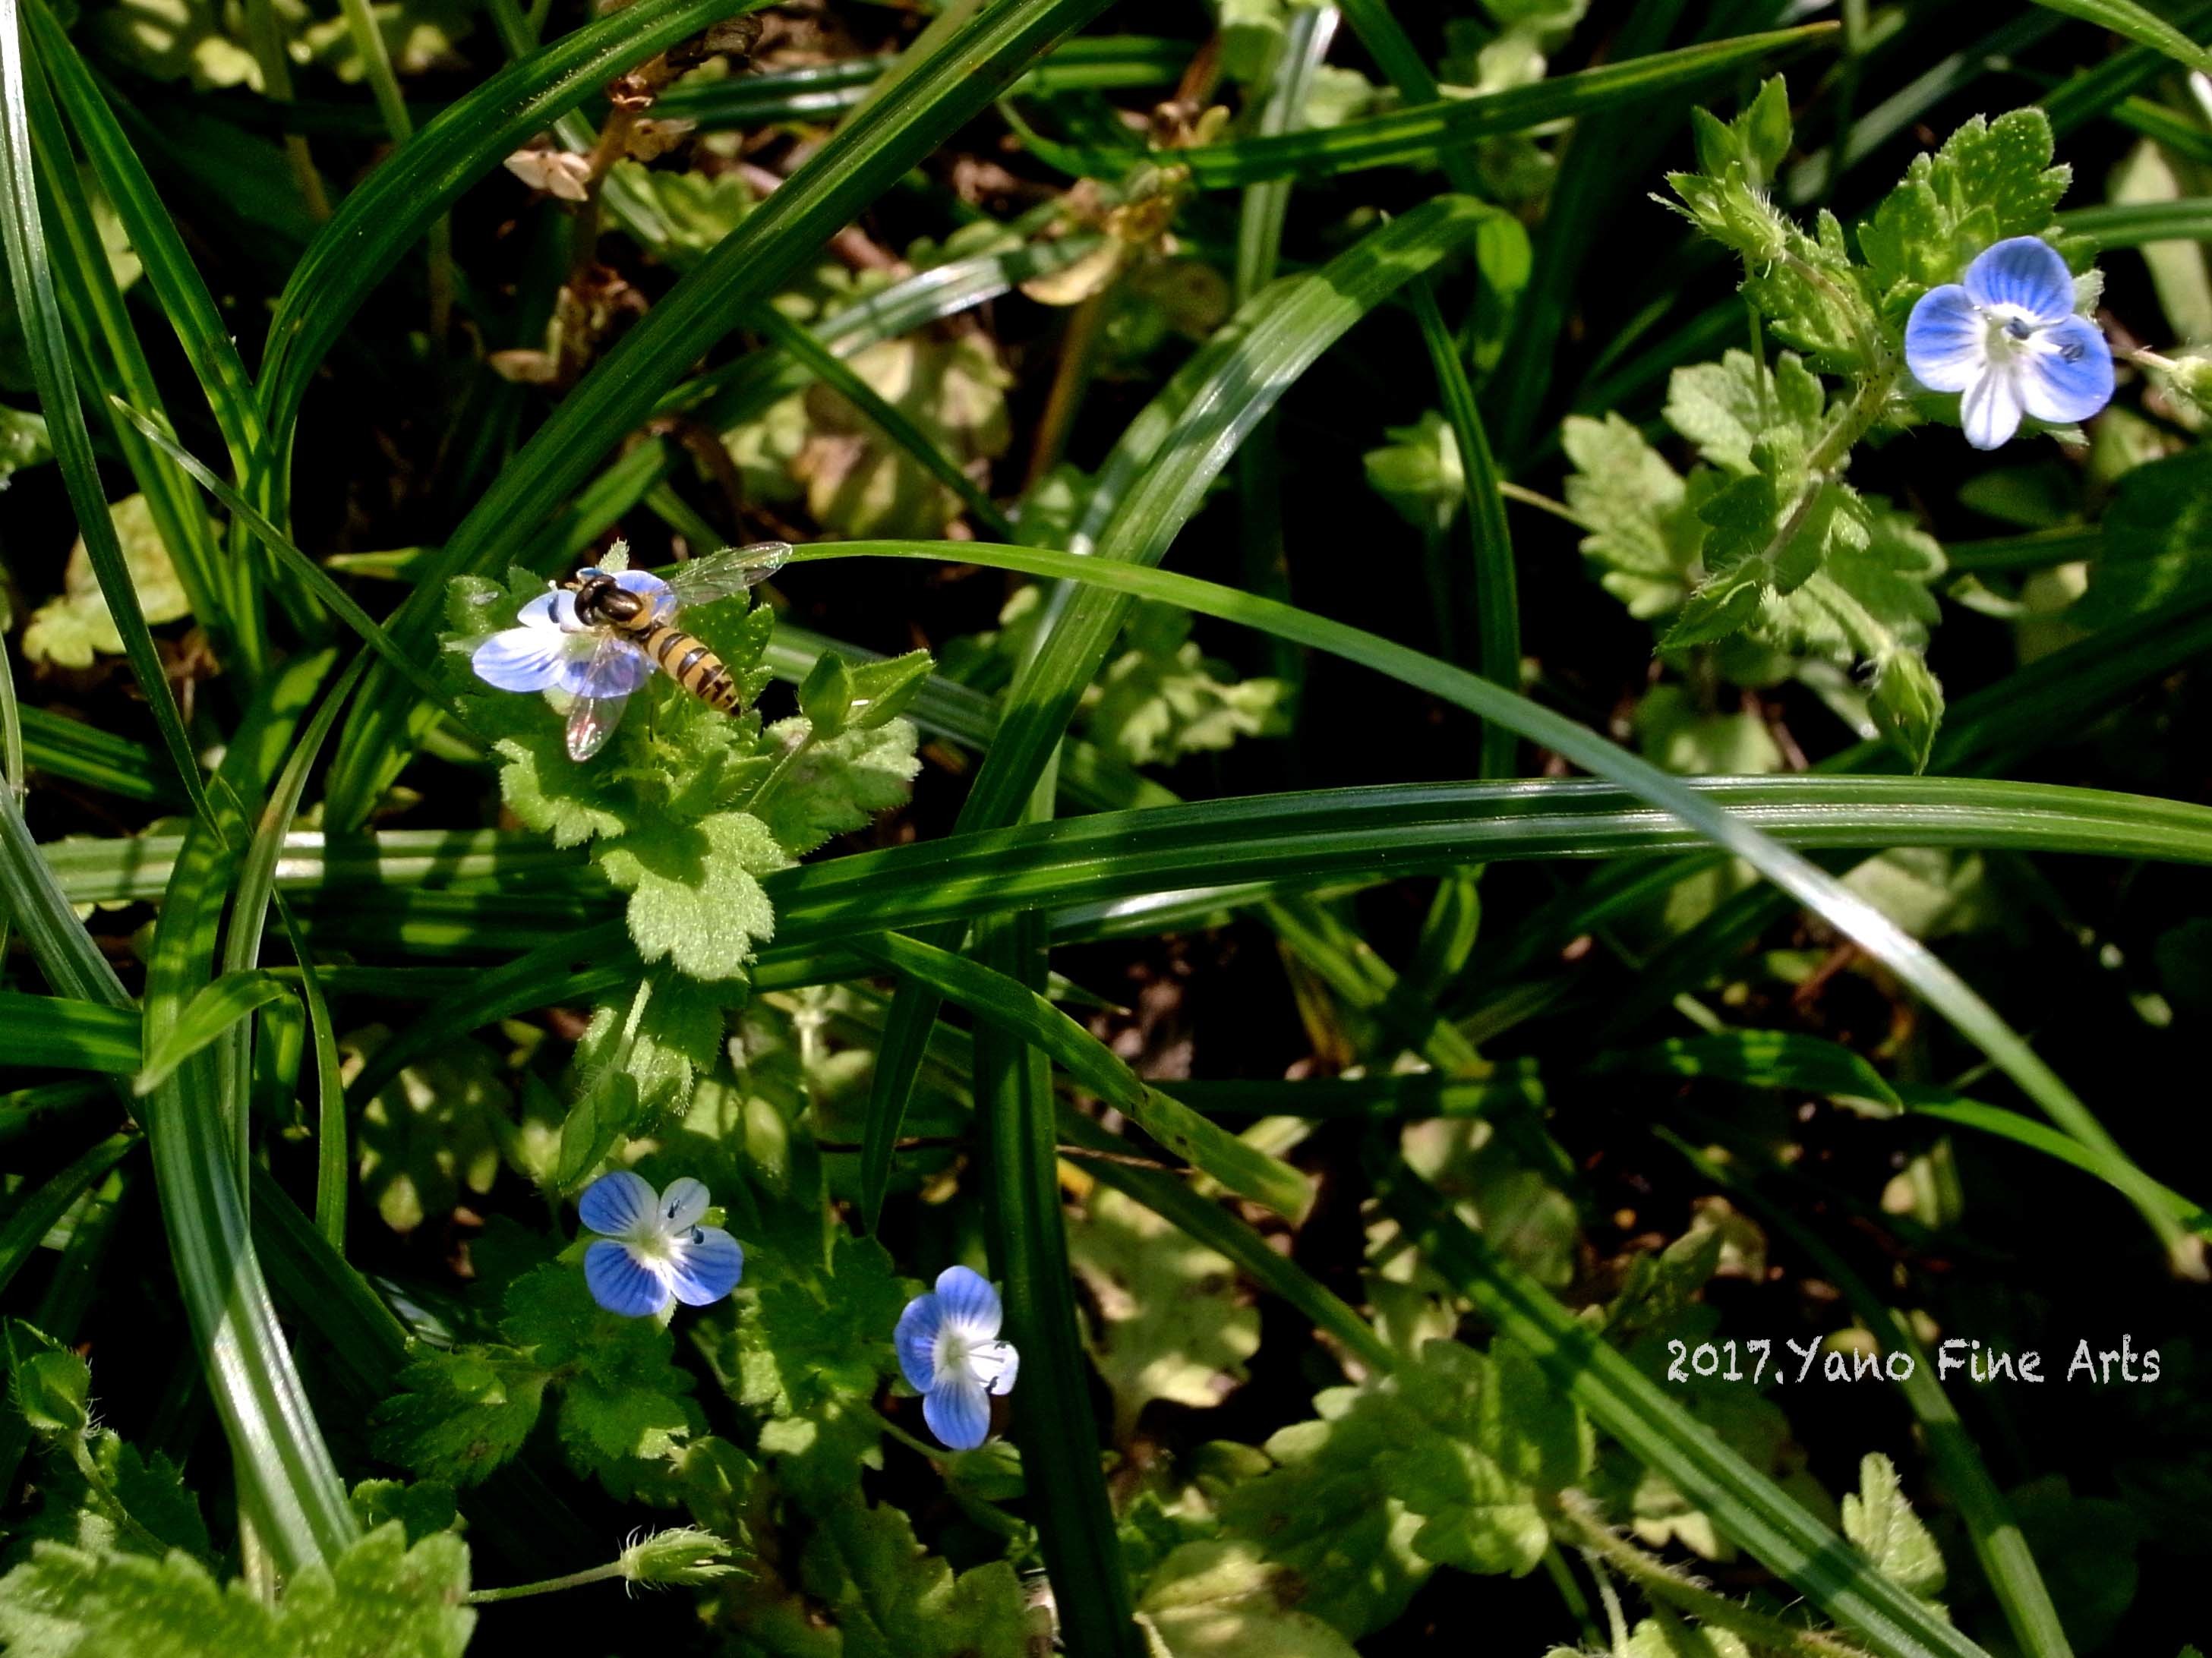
[17,708,185,805]
[857,194,1501,1226]
[1895,1088,2204,1227]
[1655,1130,2073,1658]
[0,0,208,818]
[321,0,1121,828]
[1411,279,1517,779]
[0,1134,135,1298]
[2058,197,2212,244]
[2038,0,2212,134]
[853,931,1311,1220]
[2025,0,2212,73]
[27,0,263,495]
[256,0,764,475]
[1125,26,1833,188]
[0,992,140,1072]
[134,970,295,1095]
[1380,1168,1992,1658]
[971,909,1140,1658]
[794,540,2194,1255]
[113,399,462,711]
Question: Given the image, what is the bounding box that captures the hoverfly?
[469,541,790,761]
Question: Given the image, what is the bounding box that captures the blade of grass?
[321,0,1124,828]
[970,909,1139,1658]
[1895,1086,2204,1227]
[796,539,2195,1256]
[851,931,1311,1220]
[2026,0,2212,73]
[0,0,207,818]
[0,993,140,1072]
[17,708,185,805]
[0,1134,135,1299]
[1653,1129,2072,1658]
[1084,26,1834,188]
[134,970,295,1095]
[859,194,1504,1227]
[1380,1168,1990,1658]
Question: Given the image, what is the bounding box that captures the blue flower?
[894,1266,1019,1451]
[1904,236,2113,451]
[577,1171,744,1319]
[470,571,667,695]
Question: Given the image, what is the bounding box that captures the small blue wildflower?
[470,572,667,697]
[578,1171,744,1319]
[895,1266,1019,1451]
[1904,235,2113,451]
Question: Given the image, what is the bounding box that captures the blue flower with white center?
[469,570,669,695]
[578,1171,745,1319]
[895,1266,1019,1451]
[1904,235,2113,451]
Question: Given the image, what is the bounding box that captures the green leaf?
[5,1325,88,1437]
[1069,1187,1260,1442]
[1560,414,1713,619]
[351,1030,507,1234]
[2073,445,2212,626]
[1084,603,1290,768]
[598,810,788,984]
[1663,351,1826,478]
[751,717,922,858]
[1623,1612,1752,1658]
[134,969,293,1095]
[719,1221,907,1420]
[0,401,47,481]
[1843,1454,1947,1603]
[17,494,196,670]
[0,1524,473,1658]
[349,1480,460,1546]
[371,1347,548,1488]
[795,1497,1030,1658]
[1856,110,2069,317]
[1362,410,1463,534]
[1136,1540,1363,1658]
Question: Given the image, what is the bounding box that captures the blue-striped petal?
[895,1292,943,1391]
[664,1226,745,1307]
[933,1266,1002,1344]
[923,1374,991,1451]
[585,1239,670,1317]
[472,627,572,692]
[973,1339,1018,1397]
[1902,285,1983,394]
[1963,236,2073,322]
[579,1169,657,1238]
[2020,315,2115,425]
[658,1177,710,1230]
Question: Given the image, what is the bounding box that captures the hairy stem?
[465,1560,626,1603]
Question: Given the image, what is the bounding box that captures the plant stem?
[465,1560,627,1603]
[1554,1489,1879,1658]
[68,1436,174,1559]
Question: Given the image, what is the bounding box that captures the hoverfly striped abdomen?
[636,622,742,711]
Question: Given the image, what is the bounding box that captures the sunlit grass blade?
[859,194,1501,1227]
[0,1134,135,1298]
[134,970,295,1095]
[1381,1168,1990,1658]
[2025,0,2212,72]
[0,992,140,1073]
[0,0,208,819]
[322,0,1122,829]
[1655,1130,2073,1658]
[970,909,1141,1658]
[2058,197,2212,244]
[113,398,462,711]
[1895,1087,2205,1228]
[853,930,1311,1220]
[17,708,185,805]
[795,539,2195,1256]
[1094,26,1834,188]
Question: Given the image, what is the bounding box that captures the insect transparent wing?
[565,632,638,761]
[660,541,793,607]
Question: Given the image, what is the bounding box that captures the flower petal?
[932,1265,1002,1344]
[516,591,562,629]
[585,1239,670,1317]
[579,1169,658,1238]
[895,1293,943,1392]
[923,1375,992,1451]
[1902,285,1984,393]
[664,1226,745,1306]
[658,1177,711,1231]
[1963,236,2074,322]
[2020,315,2115,425]
[1961,364,2025,451]
[970,1339,1018,1397]
[472,627,573,692]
